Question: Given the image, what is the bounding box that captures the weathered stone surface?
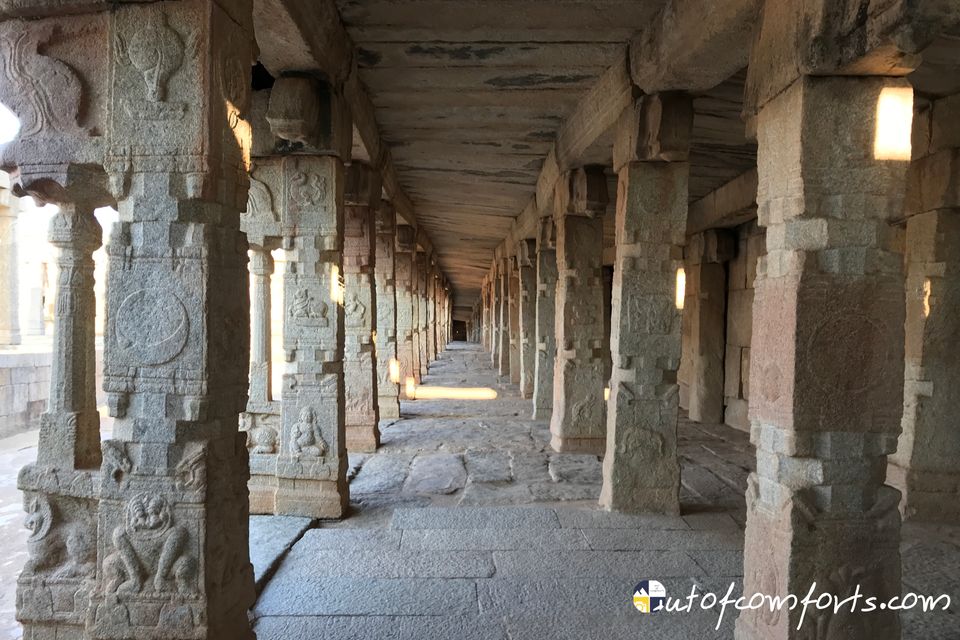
[464,449,513,484]
[532,217,558,420]
[391,506,561,529]
[249,516,313,590]
[277,548,495,578]
[403,453,467,494]
[400,527,590,551]
[351,453,413,494]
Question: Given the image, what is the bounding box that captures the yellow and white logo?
[634,580,667,614]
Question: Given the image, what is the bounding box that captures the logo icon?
[633,580,667,613]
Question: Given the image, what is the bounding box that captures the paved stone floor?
[0,342,957,638]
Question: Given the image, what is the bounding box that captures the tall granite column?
[375,200,401,419]
[266,76,352,519]
[491,265,501,367]
[532,217,557,419]
[508,258,521,384]
[517,240,537,398]
[343,163,380,452]
[685,230,734,423]
[415,251,429,379]
[497,257,512,378]
[549,167,608,454]
[736,76,910,639]
[481,277,490,350]
[0,176,20,346]
[425,260,436,364]
[599,93,693,514]
[888,93,960,523]
[395,225,418,392]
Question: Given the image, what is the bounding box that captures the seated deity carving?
[289,288,327,320]
[291,406,327,457]
[103,493,197,596]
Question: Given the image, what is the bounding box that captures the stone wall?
[722,221,764,431]
[0,348,105,439]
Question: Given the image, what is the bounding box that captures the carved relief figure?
[241,414,279,455]
[103,494,197,596]
[23,494,96,578]
[115,10,184,102]
[289,288,326,320]
[291,407,327,457]
[0,27,86,137]
[344,292,366,325]
[246,177,277,221]
[292,172,327,207]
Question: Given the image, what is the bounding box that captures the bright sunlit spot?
[411,386,498,401]
[389,358,401,384]
[604,387,610,402]
[226,101,253,170]
[330,265,345,306]
[0,102,20,145]
[874,86,913,161]
[923,278,932,319]
[675,268,686,310]
[405,376,417,400]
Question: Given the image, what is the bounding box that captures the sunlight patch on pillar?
[874,86,913,161]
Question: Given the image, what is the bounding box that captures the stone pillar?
[549,167,608,454]
[375,200,401,419]
[508,258,521,384]
[533,217,557,419]
[888,93,960,523]
[599,93,693,514]
[490,266,501,367]
[426,260,436,364]
[243,244,281,513]
[480,277,490,350]
[685,230,735,423]
[415,251,429,379]
[736,76,910,639]
[395,226,417,393]
[4,2,260,637]
[265,75,352,520]
[497,257,512,378]
[343,163,380,452]
[517,239,536,398]
[0,175,20,347]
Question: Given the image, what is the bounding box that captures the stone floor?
[0,342,957,638]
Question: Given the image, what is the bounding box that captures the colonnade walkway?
[247,343,959,640]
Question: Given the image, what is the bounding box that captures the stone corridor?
[249,343,959,640]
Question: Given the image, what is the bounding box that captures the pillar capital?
[613,92,694,170]
[396,224,416,252]
[685,229,736,265]
[345,162,382,207]
[267,75,352,158]
[554,165,608,218]
[518,238,536,267]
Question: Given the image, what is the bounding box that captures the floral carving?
[115,10,184,102]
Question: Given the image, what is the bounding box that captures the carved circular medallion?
[116,289,189,365]
[806,313,886,394]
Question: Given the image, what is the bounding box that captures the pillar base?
[248,475,277,515]
[532,407,552,421]
[378,399,401,419]
[598,483,680,516]
[274,477,348,519]
[550,435,604,456]
[346,425,381,453]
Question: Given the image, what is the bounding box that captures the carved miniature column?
[517,240,536,397]
[395,225,418,392]
[508,258,521,384]
[888,93,960,523]
[497,257,512,378]
[599,93,693,514]
[736,76,910,639]
[375,200,401,419]
[532,217,557,419]
[0,175,20,346]
[242,242,281,512]
[685,230,734,423]
[343,163,380,452]
[549,167,608,454]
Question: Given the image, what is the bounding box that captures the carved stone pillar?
[248,248,275,407]
[375,200,401,419]
[415,251,429,379]
[0,175,20,346]
[532,217,557,419]
[497,257,512,378]
[887,93,960,523]
[517,239,537,399]
[490,265,501,367]
[736,76,909,639]
[508,258,521,384]
[685,230,734,424]
[343,163,380,452]
[549,167,608,454]
[480,277,489,350]
[395,225,417,393]
[425,259,436,364]
[600,93,692,514]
